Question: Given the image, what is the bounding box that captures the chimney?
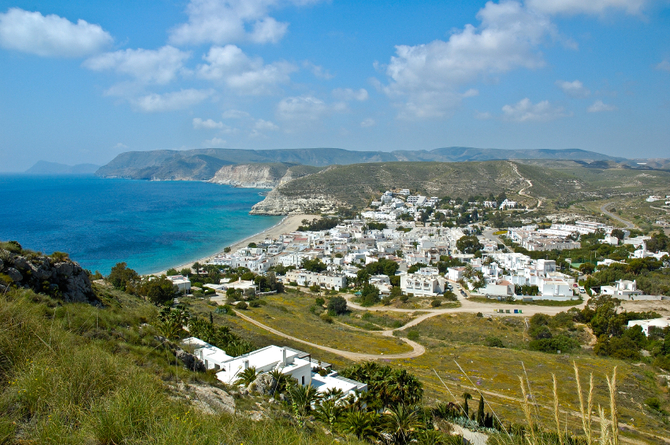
[282,348,287,367]
[244,360,249,370]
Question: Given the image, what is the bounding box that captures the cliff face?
[209,163,288,188]
[209,163,322,189]
[249,188,342,215]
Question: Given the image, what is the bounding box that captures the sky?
[0,0,669,171]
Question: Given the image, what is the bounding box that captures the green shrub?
[486,336,505,348]
[236,301,248,310]
[407,330,420,341]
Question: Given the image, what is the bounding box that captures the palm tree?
[268,368,290,396]
[383,404,422,445]
[314,399,342,431]
[234,367,258,387]
[339,410,378,441]
[287,383,321,419]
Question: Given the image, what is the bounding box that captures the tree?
[140,276,180,305]
[302,258,327,273]
[462,393,472,418]
[476,395,485,426]
[327,296,348,315]
[580,263,596,275]
[383,404,422,445]
[107,262,139,292]
[340,410,378,441]
[234,367,258,387]
[360,284,380,307]
[611,229,625,242]
[457,236,483,255]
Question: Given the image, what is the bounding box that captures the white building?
[627,318,670,335]
[167,275,191,293]
[601,280,642,299]
[400,267,445,297]
[284,269,347,290]
[447,266,466,282]
[216,345,313,386]
[182,337,232,371]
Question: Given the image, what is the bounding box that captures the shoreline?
[152,214,314,276]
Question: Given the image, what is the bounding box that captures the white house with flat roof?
[167,275,191,293]
[627,318,670,336]
[182,337,232,371]
[216,345,313,387]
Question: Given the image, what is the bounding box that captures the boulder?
[252,373,277,396]
[175,349,206,372]
[5,268,22,283]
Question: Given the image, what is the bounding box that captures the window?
[301,376,305,385]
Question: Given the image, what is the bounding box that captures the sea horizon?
[0,174,282,275]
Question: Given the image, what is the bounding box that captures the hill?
[95,147,621,180]
[250,160,670,215]
[25,160,100,175]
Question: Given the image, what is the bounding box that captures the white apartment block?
[284,269,347,290]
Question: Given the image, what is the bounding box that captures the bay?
[0,175,281,275]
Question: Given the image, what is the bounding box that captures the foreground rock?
[0,243,96,303]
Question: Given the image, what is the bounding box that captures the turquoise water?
[0,175,281,275]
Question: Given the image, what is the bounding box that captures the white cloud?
[132,89,213,113]
[276,95,328,121]
[169,0,322,46]
[502,98,570,122]
[382,1,555,119]
[475,111,492,120]
[303,61,334,79]
[113,142,128,149]
[222,109,251,119]
[84,46,191,85]
[587,100,617,112]
[360,118,376,128]
[197,45,296,95]
[656,60,670,72]
[255,119,279,131]
[193,117,224,129]
[0,8,112,57]
[332,88,369,101]
[526,0,647,15]
[555,79,590,98]
[203,137,226,147]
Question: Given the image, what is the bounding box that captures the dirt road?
[232,292,586,361]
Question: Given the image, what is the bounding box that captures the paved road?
[600,203,636,229]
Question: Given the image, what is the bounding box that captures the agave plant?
[234,366,258,387]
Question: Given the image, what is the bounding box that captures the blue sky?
[0,0,669,171]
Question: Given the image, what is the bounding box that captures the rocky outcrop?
[249,188,343,215]
[0,245,96,303]
[209,163,320,189]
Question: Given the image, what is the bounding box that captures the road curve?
[231,292,585,362]
[600,203,636,229]
[233,309,425,361]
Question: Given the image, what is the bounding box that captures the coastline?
[152,214,314,275]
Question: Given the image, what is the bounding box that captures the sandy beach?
[153,214,316,275]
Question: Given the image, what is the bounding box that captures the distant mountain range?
[95,147,625,180]
[25,161,100,175]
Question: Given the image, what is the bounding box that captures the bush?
[320,312,333,323]
[645,397,662,412]
[529,335,580,353]
[407,330,420,341]
[486,336,505,348]
[399,294,409,303]
[236,301,248,310]
[430,299,442,307]
[315,297,325,306]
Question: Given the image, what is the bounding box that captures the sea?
[0,175,282,275]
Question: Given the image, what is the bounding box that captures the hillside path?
[508,161,542,209]
[231,288,586,361]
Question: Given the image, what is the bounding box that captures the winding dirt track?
[233,289,586,361]
[508,161,542,209]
